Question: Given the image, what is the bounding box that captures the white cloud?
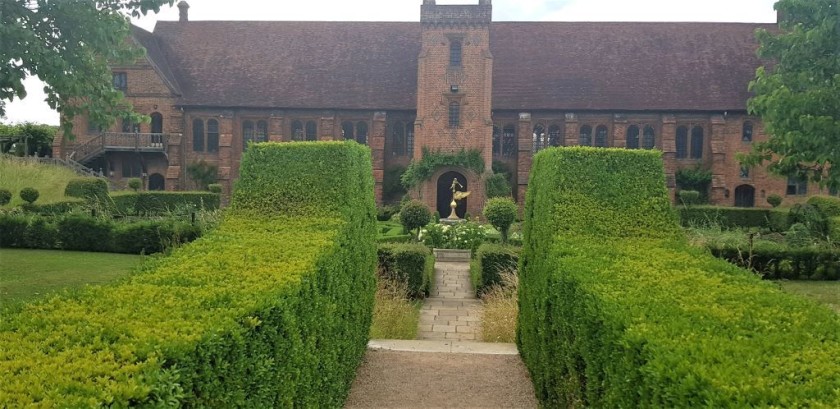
[5,0,777,125]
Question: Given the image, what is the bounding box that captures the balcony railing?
[70,132,168,164]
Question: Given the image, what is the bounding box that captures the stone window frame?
[579,124,593,146]
[192,118,205,152]
[532,123,548,153]
[290,119,318,141]
[627,123,658,150]
[242,118,268,150]
[448,101,461,128]
[206,119,220,153]
[390,121,415,157]
[594,125,609,147]
[448,35,464,68]
[689,125,704,159]
[675,122,707,160]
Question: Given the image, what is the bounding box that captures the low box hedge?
[470,244,519,295]
[377,243,434,298]
[708,242,840,280]
[64,177,109,202]
[111,191,220,215]
[830,217,840,242]
[678,205,790,231]
[0,141,377,407]
[519,147,840,408]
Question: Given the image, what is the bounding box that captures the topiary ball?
[483,197,518,243]
[0,188,11,206]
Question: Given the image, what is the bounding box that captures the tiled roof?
[144,20,774,112]
[131,26,182,95]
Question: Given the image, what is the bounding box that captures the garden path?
[345,259,538,408]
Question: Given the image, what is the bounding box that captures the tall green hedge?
[519,147,840,408]
[808,195,840,218]
[64,178,109,202]
[0,141,377,407]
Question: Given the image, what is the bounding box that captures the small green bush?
[766,194,783,207]
[789,203,828,237]
[471,244,519,295]
[400,200,431,240]
[484,197,517,243]
[675,167,712,202]
[785,223,812,248]
[56,214,114,252]
[19,187,39,204]
[376,204,400,222]
[64,178,109,201]
[378,243,434,298]
[678,189,700,206]
[207,183,223,194]
[808,195,840,218]
[421,221,487,253]
[0,188,11,206]
[127,177,142,192]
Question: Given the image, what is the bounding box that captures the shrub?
[376,204,400,222]
[19,187,39,204]
[785,223,812,248]
[0,213,29,247]
[29,198,86,215]
[111,191,220,216]
[0,188,11,206]
[24,216,58,249]
[400,200,431,240]
[186,159,218,190]
[382,165,407,203]
[485,173,511,199]
[64,178,109,202]
[708,241,840,280]
[519,147,840,408]
[127,177,142,192]
[421,221,487,253]
[677,189,700,206]
[679,206,790,231]
[767,193,783,207]
[789,203,828,237]
[471,244,519,295]
[675,166,712,202]
[378,243,434,298]
[807,195,840,218]
[483,197,517,243]
[112,220,202,254]
[829,217,840,242]
[207,183,223,194]
[56,214,114,252]
[1,142,376,407]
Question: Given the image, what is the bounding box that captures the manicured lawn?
[0,249,143,307]
[779,281,840,313]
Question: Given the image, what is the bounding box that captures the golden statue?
[447,177,471,220]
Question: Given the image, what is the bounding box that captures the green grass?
[779,281,840,313]
[0,249,143,308]
[0,156,87,207]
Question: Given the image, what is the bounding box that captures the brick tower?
[414,0,494,218]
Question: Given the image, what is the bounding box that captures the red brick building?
[55,0,833,214]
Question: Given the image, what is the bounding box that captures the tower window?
[448,102,460,128]
[112,72,127,92]
[450,39,462,67]
[743,121,753,142]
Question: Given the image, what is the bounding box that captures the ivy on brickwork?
[400,147,485,189]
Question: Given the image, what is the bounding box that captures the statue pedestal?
[440,218,464,226]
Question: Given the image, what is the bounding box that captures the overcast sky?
[4,0,778,125]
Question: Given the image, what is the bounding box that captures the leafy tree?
[483,197,517,243]
[745,0,840,192]
[0,0,175,137]
[127,177,142,192]
[186,160,218,191]
[0,122,57,156]
[400,200,431,241]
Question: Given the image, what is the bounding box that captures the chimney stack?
[178,1,190,23]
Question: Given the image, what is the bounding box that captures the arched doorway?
[734,184,755,208]
[149,173,165,191]
[437,171,467,218]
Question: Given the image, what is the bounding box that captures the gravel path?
[344,349,538,408]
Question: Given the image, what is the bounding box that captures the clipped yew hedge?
[519,147,840,408]
[678,205,790,231]
[0,141,377,407]
[377,243,435,298]
[471,244,519,295]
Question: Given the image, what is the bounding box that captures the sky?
[3,0,778,125]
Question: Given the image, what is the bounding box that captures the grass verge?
[0,249,143,308]
[370,276,422,339]
[779,280,840,313]
[481,270,518,343]
[0,156,84,207]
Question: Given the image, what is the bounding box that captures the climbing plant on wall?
[400,148,485,190]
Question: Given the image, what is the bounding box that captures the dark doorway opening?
[734,184,755,208]
[149,173,165,191]
[437,171,467,218]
